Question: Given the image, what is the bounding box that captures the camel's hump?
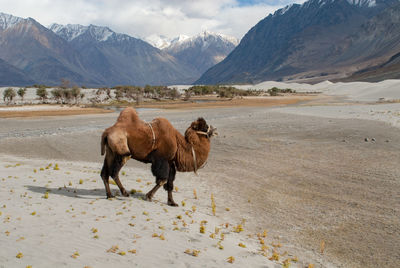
[117,107,138,122]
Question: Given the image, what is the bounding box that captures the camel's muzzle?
[196,125,218,138]
[208,125,218,138]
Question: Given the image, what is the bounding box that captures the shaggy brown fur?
[100,107,216,206]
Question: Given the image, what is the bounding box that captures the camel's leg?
[111,155,130,197]
[146,157,169,202]
[145,179,167,201]
[101,158,113,199]
[165,163,178,207]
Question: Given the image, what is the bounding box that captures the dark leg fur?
[101,158,113,198]
[111,154,129,197]
[166,163,178,206]
[146,156,178,206]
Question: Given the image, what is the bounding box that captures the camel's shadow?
[26,185,147,200]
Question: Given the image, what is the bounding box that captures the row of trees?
[186,85,262,98]
[2,82,295,106]
[3,87,27,104]
[2,85,84,105]
[89,85,181,105]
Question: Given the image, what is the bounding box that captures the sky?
[0,0,305,40]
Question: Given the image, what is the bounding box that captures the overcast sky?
[0,0,305,40]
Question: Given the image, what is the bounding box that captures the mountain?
[145,34,174,50]
[196,0,400,84]
[0,58,34,86]
[0,12,97,86]
[164,31,239,74]
[0,12,199,87]
[49,23,198,86]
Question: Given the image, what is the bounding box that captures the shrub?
[51,88,63,104]
[3,87,16,104]
[70,86,82,104]
[17,88,27,102]
[36,87,48,103]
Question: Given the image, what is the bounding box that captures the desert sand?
[0,80,399,267]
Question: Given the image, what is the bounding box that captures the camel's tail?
[101,131,108,156]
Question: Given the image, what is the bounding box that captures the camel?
[100,107,217,206]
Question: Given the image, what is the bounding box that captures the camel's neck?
[174,130,210,172]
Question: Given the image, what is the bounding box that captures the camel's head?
[190,117,218,139]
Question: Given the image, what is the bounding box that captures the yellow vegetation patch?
[107,245,119,253]
[233,224,244,233]
[71,251,80,259]
[227,256,235,263]
[193,189,197,199]
[184,249,200,257]
[238,242,246,248]
[16,252,23,258]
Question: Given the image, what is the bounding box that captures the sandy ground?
[0,155,282,268]
[1,85,400,267]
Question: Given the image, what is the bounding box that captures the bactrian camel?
[100,107,217,206]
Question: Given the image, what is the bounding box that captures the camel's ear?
[192,117,207,131]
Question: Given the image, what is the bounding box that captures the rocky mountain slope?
[0,13,199,87]
[0,13,96,86]
[196,0,400,84]
[163,31,238,74]
[50,23,198,86]
[0,58,34,86]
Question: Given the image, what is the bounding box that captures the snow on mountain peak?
[170,34,190,45]
[87,24,114,41]
[0,12,25,30]
[275,0,378,17]
[49,23,114,42]
[145,34,172,49]
[346,0,376,7]
[49,23,87,41]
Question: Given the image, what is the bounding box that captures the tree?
[183,90,191,101]
[70,86,81,104]
[169,88,180,100]
[17,88,27,102]
[36,86,48,103]
[51,88,63,104]
[3,88,16,105]
[62,88,72,104]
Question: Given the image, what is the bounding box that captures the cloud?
[0,0,304,40]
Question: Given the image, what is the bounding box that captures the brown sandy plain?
[0,95,399,267]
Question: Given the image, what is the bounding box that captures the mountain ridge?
[196,0,400,84]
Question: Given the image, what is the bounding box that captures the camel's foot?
[145,193,153,202]
[106,194,115,199]
[168,200,179,207]
[121,190,130,197]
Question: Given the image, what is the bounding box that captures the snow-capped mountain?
[0,14,199,86]
[0,12,25,30]
[197,0,400,84]
[49,23,116,42]
[48,23,198,85]
[347,0,377,7]
[164,31,239,74]
[145,34,172,49]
